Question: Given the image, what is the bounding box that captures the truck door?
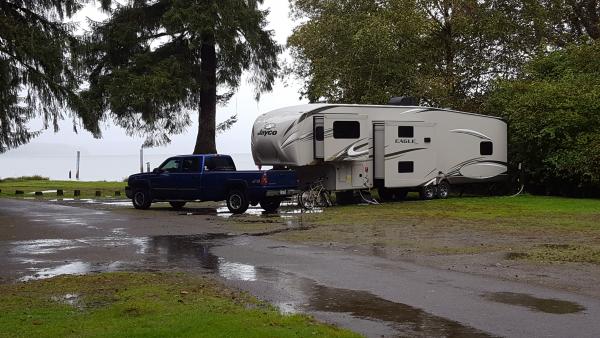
[150,158,181,199]
[179,157,202,200]
[323,114,369,162]
[314,116,324,159]
[383,121,436,188]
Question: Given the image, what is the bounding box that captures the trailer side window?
[480,142,493,155]
[397,161,414,173]
[315,126,324,141]
[333,121,360,139]
[398,126,414,138]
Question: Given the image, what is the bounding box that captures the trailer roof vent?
[388,96,418,106]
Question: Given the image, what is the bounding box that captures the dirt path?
[1,198,600,337]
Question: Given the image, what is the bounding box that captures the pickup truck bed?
[125,154,298,214]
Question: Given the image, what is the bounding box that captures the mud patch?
[482,292,585,314]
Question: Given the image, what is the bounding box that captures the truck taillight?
[260,172,268,186]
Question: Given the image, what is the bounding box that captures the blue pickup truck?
[125,154,299,214]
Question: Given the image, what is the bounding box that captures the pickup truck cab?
[125,154,299,214]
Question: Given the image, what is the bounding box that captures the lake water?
[0,153,259,181]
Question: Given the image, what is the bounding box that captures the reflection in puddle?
[483,292,585,314]
[218,261,257,281]
[20,261,91,281]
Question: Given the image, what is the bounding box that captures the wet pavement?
[1,199,600,337]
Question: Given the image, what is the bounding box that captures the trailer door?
[323,114,369,162]
[384,121,436,188]
[313,116,324,159]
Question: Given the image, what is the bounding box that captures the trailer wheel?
[437,181,450,199]
[169,201,186,210]
[132,189,152,210]
[420,185,436,200]
[378,187,395,202]
[260,198,281,213]
[227,189,249,214]
[394,189,408,201]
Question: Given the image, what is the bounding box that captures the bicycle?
[298,177,332,210]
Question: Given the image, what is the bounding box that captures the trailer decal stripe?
[384,148,427,160]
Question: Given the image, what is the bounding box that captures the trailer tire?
[420,185,436,200]
[378,187,395,202]
[227,189,249,214]
[132,189,152,210]
[437,181,450,199]
[169,201,186,210]
[260,198,281,213]
[394,189,408,201]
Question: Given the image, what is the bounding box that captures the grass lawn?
[0,178,126,199]
[264,195,600,264]
[0,272,358,338]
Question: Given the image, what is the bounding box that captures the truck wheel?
[169,201,186,210]
[260,198,281,213]
[132,189,152,210]
[437,181,450,199]
[227,189,249,214]
[420,185,436,200]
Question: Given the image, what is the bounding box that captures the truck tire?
[260,198,281,213]
[437,181,450,199]
[420,185,436,200]
[227,189,249,214]
[169,201,186,210]
[132,189,152,210]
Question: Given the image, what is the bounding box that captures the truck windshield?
[204,156,236,171]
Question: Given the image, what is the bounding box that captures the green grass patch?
[305,195,600,230]
[0,180,126,199]
[0,272,358,338]
[508,244,600,264]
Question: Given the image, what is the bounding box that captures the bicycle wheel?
[299,190,316,210]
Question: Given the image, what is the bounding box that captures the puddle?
[51,293,82,308]
[482,292,585,314]
[305,284,491,337]
[20,261,92,281]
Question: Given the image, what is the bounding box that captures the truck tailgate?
[266,170,298,188]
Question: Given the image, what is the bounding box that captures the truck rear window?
[204,157,236,171]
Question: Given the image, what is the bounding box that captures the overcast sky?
[2,0,306,159]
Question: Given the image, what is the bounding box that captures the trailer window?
[398,126,414,138]
[315,126,324,141]
[480,142,493,155]
[397,161,414,173]
[333,121,360,139]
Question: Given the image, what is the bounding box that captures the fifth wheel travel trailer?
[251,102,507,200]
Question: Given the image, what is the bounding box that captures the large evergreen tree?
[80,0,280,154]
[0,0,83,153]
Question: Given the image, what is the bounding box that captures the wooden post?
[76,151,80,180]
[74,190,81,197]
[140,147,144,173]
[57,189,64,196]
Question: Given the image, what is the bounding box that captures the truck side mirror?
[152,168,162,174]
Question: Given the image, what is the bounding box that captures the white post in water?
[75,151,80,180]
[140,147,144,173]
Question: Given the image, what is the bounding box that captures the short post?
[114,191,121,197]
[95,190,102,197]
[74,190,81,197]
[15,190,24,195]
[57,189,64,196]
[35,191,43,197]
[146,162,150,173]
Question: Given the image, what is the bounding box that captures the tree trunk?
[194,32,218,154]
